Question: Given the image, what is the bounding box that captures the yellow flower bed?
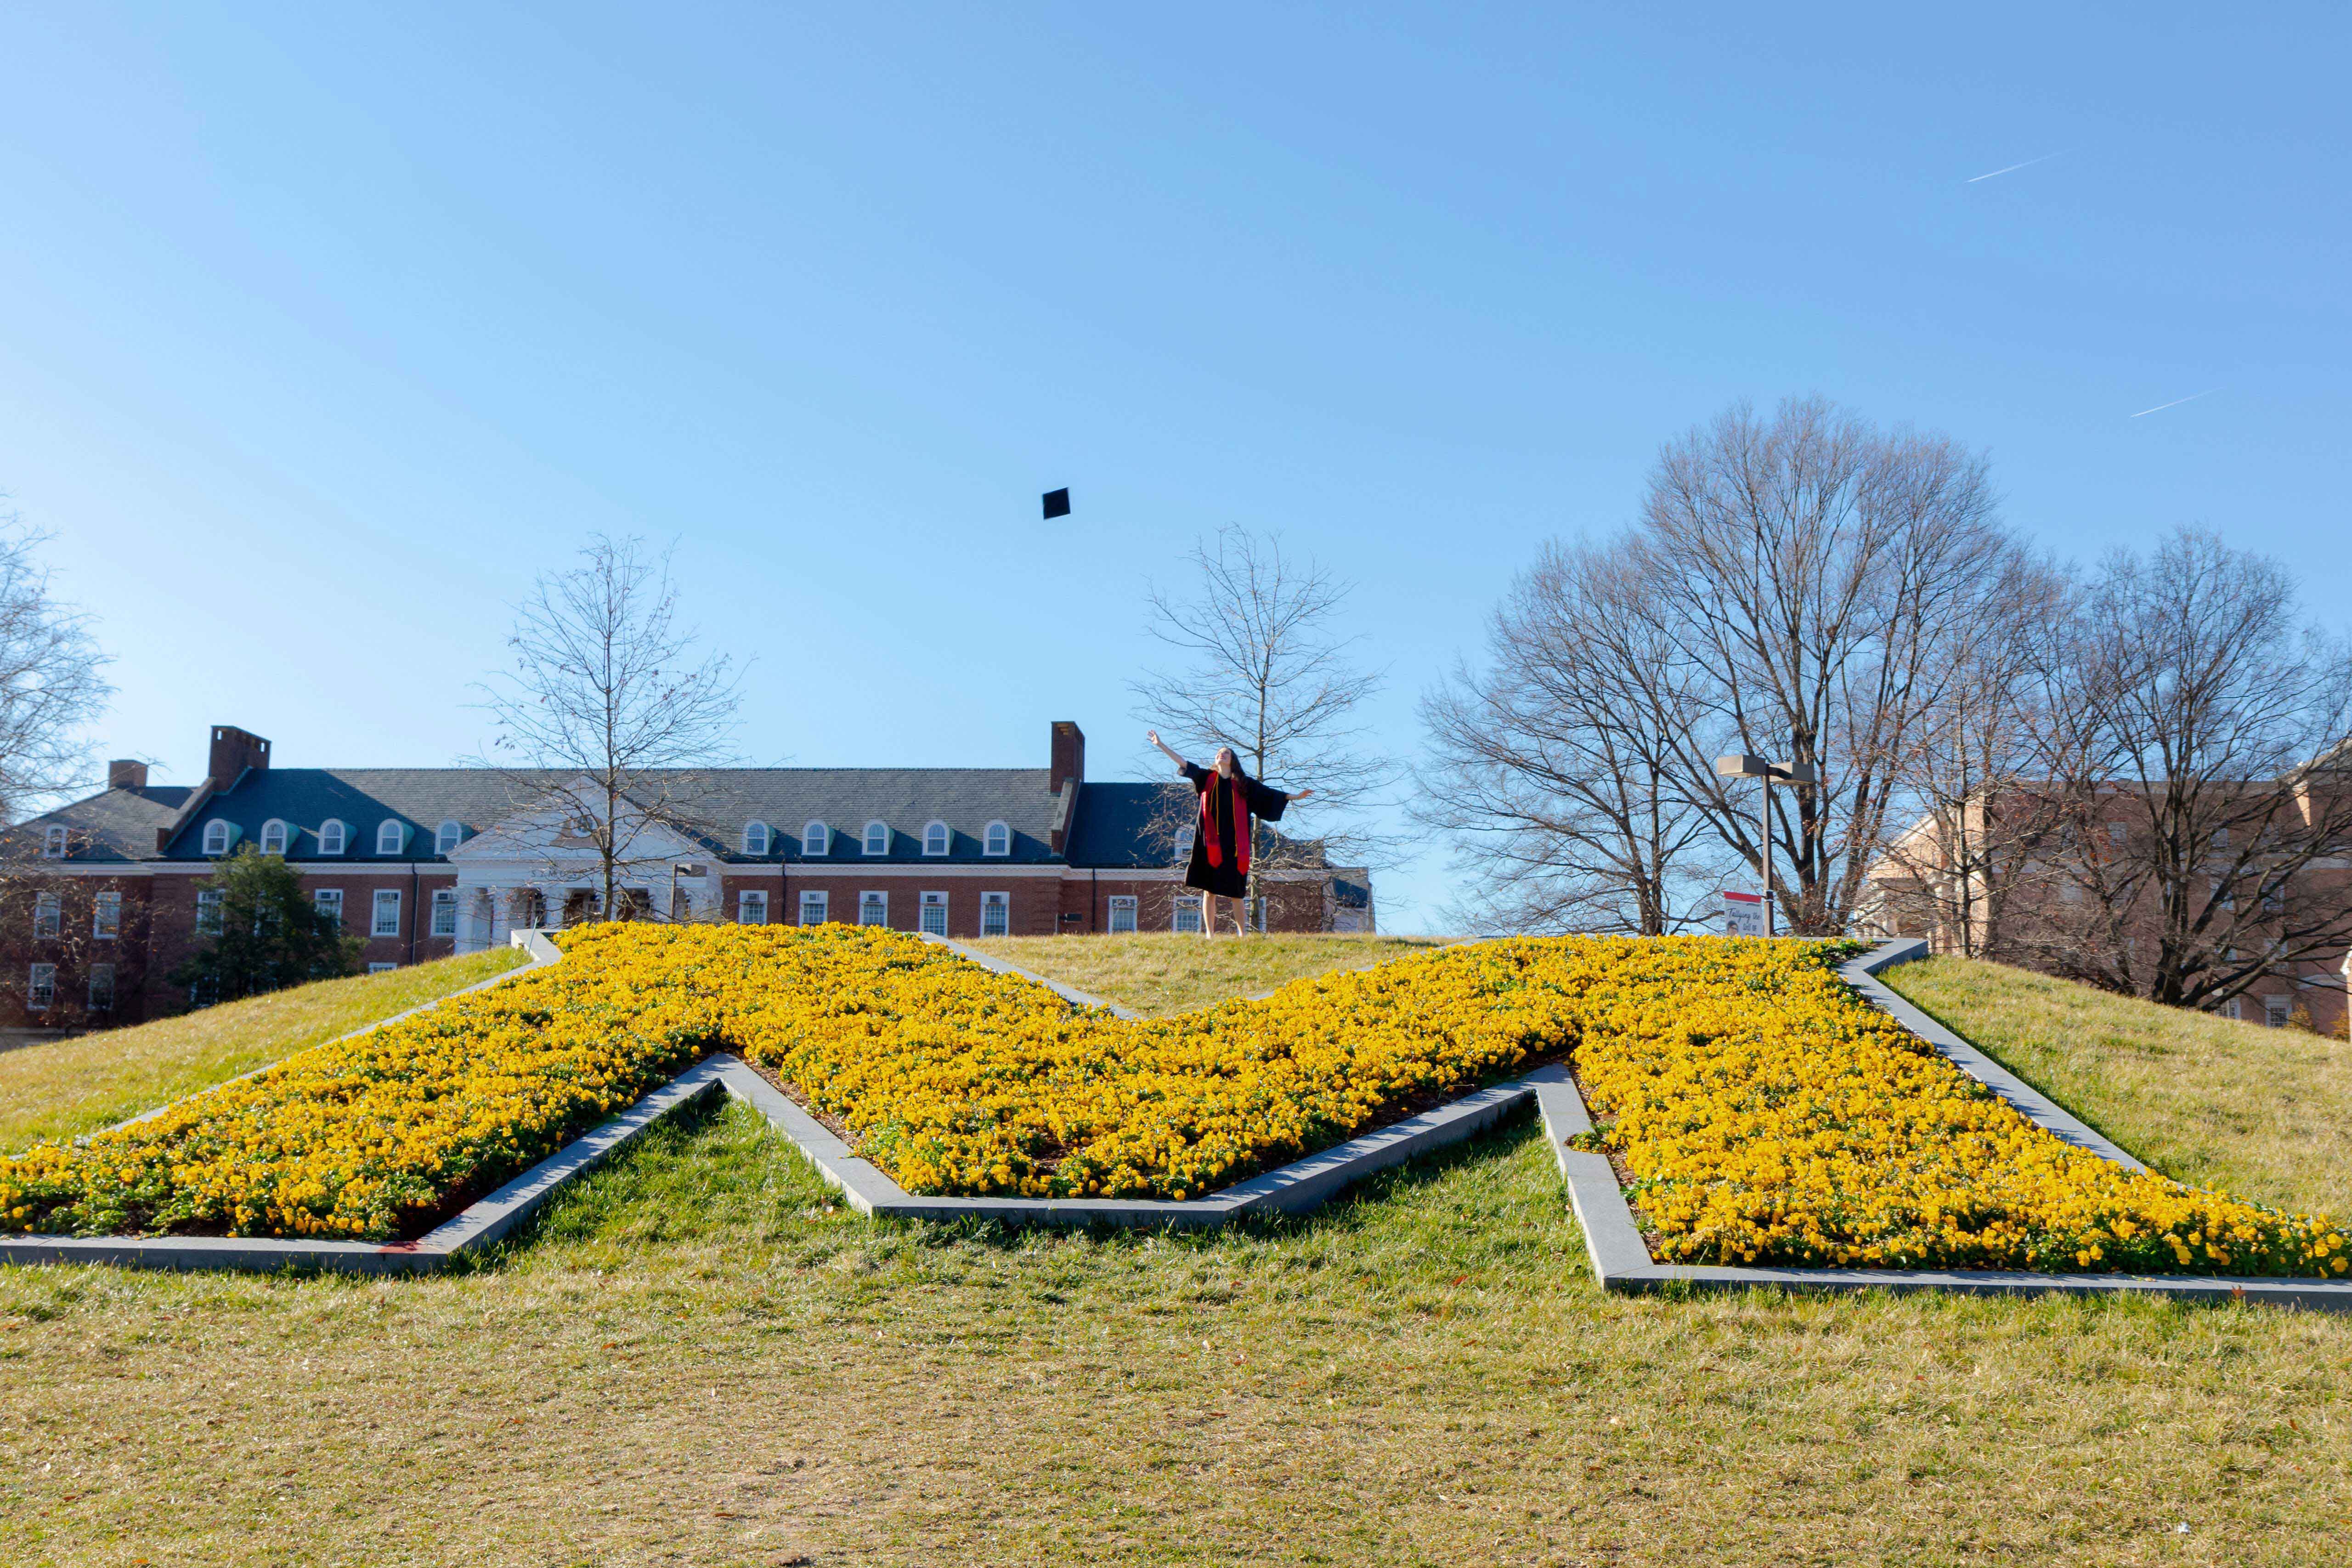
[1,924,2342,1279]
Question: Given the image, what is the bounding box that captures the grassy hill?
[967,932,1446,1014]
[1882,954,2352,1218]
[0,948,528,1149]
[3,937,2347,1566]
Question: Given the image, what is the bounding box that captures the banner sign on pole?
[1722,890,1764,938]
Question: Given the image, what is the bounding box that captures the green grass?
[5,1098,2346,1567]
[967,932,1445,1015]
[0,949,529,1149]
[6,940,2352,1564]
[1881,955,2352,1219]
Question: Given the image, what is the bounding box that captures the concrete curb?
[1542,939,2352,1312]
[916,931,1142,1018]
[717,1053,1537,1228]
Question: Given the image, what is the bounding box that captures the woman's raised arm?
[1146,729,1189,771]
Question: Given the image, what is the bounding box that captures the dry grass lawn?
[967,931,1446,1015]
[1882,955,2352,1219]
[0,948,528,1149]
[6,940,2352,1565]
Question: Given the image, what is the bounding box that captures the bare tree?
[1419,538,1714,934]
[1130,526,1395,927]
[0,515,113,824]
[1436,398,2030,937]
[2007,530,2352,1011]
[1866,549,2071,955]
[474,535,744,922]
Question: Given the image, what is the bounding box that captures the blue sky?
[3,5,2346,931]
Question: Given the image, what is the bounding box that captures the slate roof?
[8,766,1370,889]
[0,785,193,863]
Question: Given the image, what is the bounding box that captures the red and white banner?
[1722,890,1764,938]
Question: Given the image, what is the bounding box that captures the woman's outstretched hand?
[1292,787,1316,800]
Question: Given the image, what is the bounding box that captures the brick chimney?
[1049,721,1085,796]
[208,725,271,786]
[107,759,149,791]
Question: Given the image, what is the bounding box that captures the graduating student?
[1147,730,1314,938]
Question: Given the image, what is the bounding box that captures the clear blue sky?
[4,5,2346,931]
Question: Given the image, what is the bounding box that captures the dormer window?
[743,821,771,856]
[922,821,950,856]
[863,821,889,857]
[259,819,291,855]
[42,825,68,859]
[377,820,407,855]
[802,821,829,856]
[983,821,1011,857]
[320,820,348,855]
[202,821,234,856]
[1174,825,1196,865]
[435,821,464,855]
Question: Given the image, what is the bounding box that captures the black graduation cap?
[1041,487,1071,520]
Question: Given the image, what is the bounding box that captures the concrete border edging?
[1541,939,2352,1312]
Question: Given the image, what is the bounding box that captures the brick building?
[0,721,1373,1033]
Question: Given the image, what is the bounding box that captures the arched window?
[983,821,1011,857]
[202,821,234,856]
[863,821,889,857]
[319,820,348,855]
[922,821,950,856]
[377,820,407,855]
[435,821,464,855]
[743,821,771,856]
[802,820,829,856]
[258,819,290,855]
[42,825,68,859]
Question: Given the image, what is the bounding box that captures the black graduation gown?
[1180,762,1291,900]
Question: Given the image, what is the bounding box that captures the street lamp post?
[1714,755,1817,937]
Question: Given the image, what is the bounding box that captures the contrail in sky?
[1966,151,2065,183]
[2128,389,2221,419]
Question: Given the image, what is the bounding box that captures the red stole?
[1200,774,1250,875]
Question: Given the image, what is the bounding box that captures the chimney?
[207,725,271,786]
[1049,721,1086,797]
[107,759,149,791]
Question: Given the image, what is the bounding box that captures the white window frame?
[1107,894,1138,934]
[799,889,829,925]
[87,962,115,1013]
[27,962,56,1012]
[863,821,890,857]
[1173,894,1203,934]
[42,824,68,859]
[2263,995,2292,1028]
[802,821,829,856]
[743,821,770,856]
[859,889,888,926]
[1174,826,1195,865]
[2107,821,2127,847]
[93,891,121,941]
[430,888,458,937]
[202,821,233,856]
[435,821,464,855]
[372,889,402,937]
[196,888,225,935]
[919,890,948,936]
[319,819,347,855]
[2221,997,2243,1021]
[983,821,1011,857]
[259,819,291,855]
[737,889,769,924]
[315,888,345,927]
[368,962,398,975]
[33,892,62,939]
[922,821,950,857]
[980,890,1009,938]
[377,821,406,855]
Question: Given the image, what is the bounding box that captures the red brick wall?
[0,874,159,1027]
